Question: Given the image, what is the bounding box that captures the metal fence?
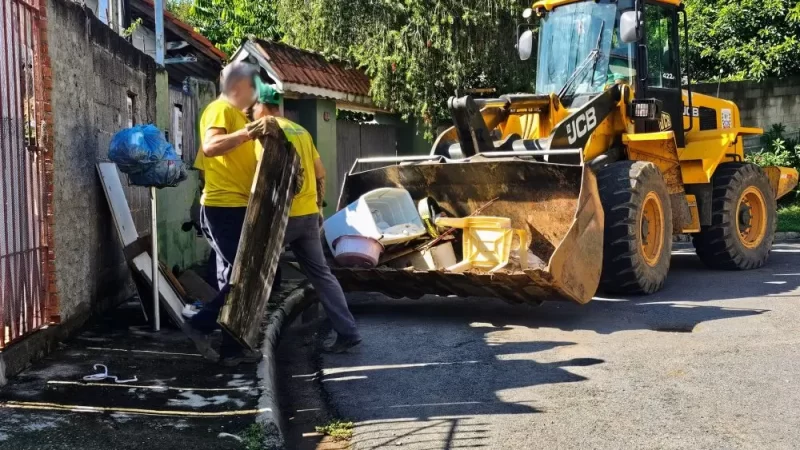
[0,0,50,347]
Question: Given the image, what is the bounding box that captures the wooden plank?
[219,118,300,349]
[123,234,152,262]
[178,269,217,304]
[96,163,139,246]
[161,262,188,299]
[131,253,186,326]
[97,162,186,327]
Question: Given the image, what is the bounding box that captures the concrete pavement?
[314,243,800,449]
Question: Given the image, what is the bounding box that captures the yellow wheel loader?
[331,0,799,305]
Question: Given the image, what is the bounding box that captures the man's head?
[220,62,258,110]
[251,77,283,119]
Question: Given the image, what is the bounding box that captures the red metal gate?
[0,0,52,348]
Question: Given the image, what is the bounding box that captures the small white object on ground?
[218,432,243,442]
[82,364,138,384]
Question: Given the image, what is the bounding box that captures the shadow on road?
[321,333,602,448]
[348,247,799,335]
[317,245,800,449]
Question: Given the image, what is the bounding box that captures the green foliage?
[277,0,534,135]
[746,123,800,168]
[745,123,800,205]
[685,0,800,82]
[239,423,267,450]
[777,204,800,232]
[122,18,143,38]
[167,0,279,55]
[315,420,354,441]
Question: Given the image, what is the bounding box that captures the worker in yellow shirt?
[186,62,272,366]
[250,80,361,353]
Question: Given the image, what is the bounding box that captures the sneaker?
[183,326,220,362]
[219,349,263,367]
[181,304,199,319]
[323,334,362,354]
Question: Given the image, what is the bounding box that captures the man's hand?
[245,116,271,139]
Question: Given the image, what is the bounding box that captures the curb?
[673,232,800,243]
[257,282,317,450]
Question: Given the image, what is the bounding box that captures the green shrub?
[778,204,800,232]
[744,123,800,205]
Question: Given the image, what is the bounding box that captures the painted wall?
[375,113,430,156]
[285,98,338,216]
[48,0,157,320]
[156,79,216,270]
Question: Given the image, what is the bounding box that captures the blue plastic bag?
[109,124,187,188]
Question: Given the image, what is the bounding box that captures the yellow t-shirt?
[255,117,321,217]
[197,99,257,207]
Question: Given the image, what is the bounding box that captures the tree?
[167,0,279,55]
[276,0,534,134]
[685,0,800,82]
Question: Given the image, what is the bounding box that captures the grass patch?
[240,423,267,450]
[778,204,800,232]
[315,420,354,441]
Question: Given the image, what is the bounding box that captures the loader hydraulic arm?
[441,84,623,164]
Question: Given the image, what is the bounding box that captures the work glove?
[294,167,305,195]
[245,116,271,139]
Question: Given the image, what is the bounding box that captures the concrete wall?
[48,0,157,320]
[694,77,800,132]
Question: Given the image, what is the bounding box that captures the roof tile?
[253,39,370,97]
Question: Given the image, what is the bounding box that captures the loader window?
[535,1,617,100]
[645,5,680,89]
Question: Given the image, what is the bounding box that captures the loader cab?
[525,0,687,147]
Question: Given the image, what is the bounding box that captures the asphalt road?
[313,243,800,449]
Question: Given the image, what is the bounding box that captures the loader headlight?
[630,99,663,120]
[634,103,651,118]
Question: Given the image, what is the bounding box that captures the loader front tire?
[598,161,673,295]
[692,163,775,270]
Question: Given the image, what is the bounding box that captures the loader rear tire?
[598,161,673,295]
[692,163,775,270]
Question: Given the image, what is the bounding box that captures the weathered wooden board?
[219,118,300,349]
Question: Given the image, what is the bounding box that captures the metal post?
[150,187,160,331]
[155,0,164,65]
[152,0,164,331]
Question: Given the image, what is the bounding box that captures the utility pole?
[151,0,165,331]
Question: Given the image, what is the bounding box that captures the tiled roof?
[138,0,227,61]
[252,39,370,97]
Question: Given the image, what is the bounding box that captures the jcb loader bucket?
[331,157,605,305]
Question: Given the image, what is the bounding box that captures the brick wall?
[34,0,58,322]
[47,0,157,320]
[694,77,800,133]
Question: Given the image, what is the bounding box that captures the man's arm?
[314,157,326,207]
[202,127,252,157]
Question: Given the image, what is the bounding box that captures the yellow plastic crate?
[435,216,528,273]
